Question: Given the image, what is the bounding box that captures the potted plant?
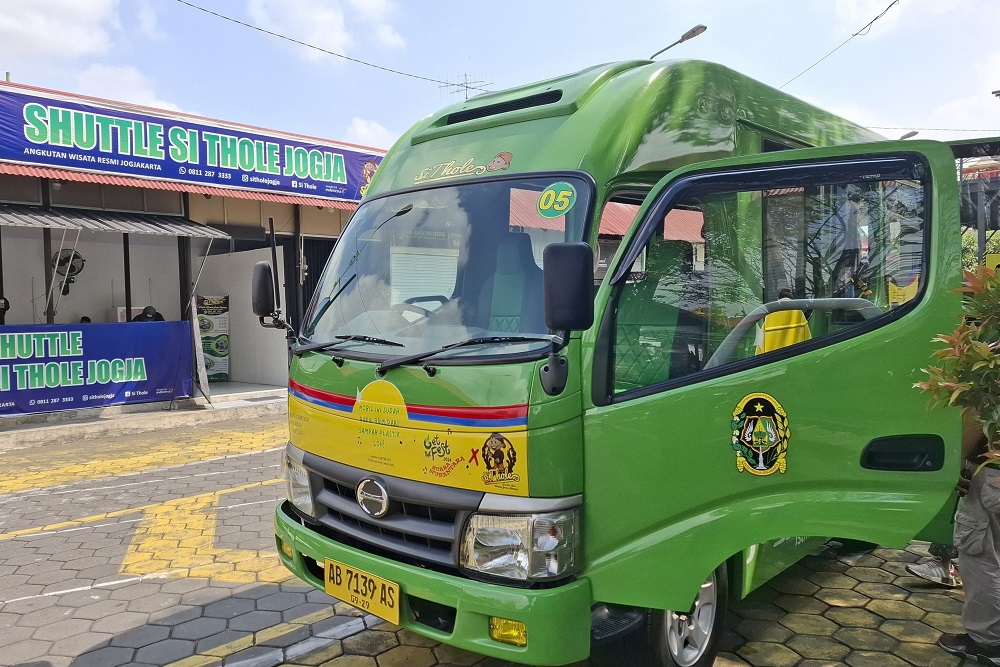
[915,265,1000,470]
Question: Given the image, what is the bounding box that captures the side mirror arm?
[539,335,570,396]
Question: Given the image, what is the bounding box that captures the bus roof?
[367,59,883,197]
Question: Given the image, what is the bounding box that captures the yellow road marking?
[0,425,287,494]
[164,607,339,666]
[121,480,290,583]
[0,480,281,540]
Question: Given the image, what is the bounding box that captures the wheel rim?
[665,572,717,667]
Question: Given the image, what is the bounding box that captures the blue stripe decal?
[407,412,527,428]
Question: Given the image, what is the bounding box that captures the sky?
[1,0,998,152]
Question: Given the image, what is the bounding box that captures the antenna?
[440,73,491,100]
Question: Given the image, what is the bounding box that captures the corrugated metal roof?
[597,203,705,242]
[598,202,636,236]
[0,203,231,239]
[0,162,358,210]
[509,189,566,231]
[664,209,705,243]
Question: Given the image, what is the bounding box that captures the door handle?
[860,434,944,471]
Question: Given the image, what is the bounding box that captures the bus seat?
[484,232,544,332]
[754,306,811,354]
[614,241,694,390]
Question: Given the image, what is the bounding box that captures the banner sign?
[0,322,193,416]
[197,295,230,382]
[0,86,384,201]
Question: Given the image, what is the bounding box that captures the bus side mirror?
[543,243,594,331]
[252,261,277,317]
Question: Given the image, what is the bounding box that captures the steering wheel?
[703,297,885,370]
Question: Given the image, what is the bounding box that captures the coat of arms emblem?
[731,393,789,475]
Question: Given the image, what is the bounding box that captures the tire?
[649,564,728,667]
[833,538,878,553]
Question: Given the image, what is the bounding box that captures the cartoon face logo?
[362,161,378,186]
[730,393,789,475]
[359,161,379,197]
[486,152,512,172]
[481,433,520,484]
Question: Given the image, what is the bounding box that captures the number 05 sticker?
[536,182,577,219]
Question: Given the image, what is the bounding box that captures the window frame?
[592,153,933,407]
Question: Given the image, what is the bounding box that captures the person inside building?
[131,305,164,322]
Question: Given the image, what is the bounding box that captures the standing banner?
[197,295,230,382]
[0,85,384,201]
[190,296,211,401]
[0,322,193,416]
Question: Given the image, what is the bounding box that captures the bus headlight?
[282,451,315,517]
[459,510,579,581]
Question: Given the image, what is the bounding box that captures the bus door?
[581,142,963,611]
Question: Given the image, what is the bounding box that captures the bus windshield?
[301,175,592,362]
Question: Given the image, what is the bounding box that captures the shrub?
[914,265,1000,469]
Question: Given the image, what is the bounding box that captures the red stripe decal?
[288,380,527,420]
[288,379,356,408]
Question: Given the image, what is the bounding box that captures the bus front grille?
[302,453,483,569]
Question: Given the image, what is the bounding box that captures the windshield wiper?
[377,335,559,373]
[292,334,403,357]
[302,273,356,339]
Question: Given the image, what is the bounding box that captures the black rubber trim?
[447,90,563,125]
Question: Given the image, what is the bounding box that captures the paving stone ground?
[0,414,979,667]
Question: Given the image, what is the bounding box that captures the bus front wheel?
[649,564,728,667]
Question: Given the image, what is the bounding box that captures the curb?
[0,395,288,450]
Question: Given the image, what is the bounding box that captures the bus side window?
[613,216,707,392]
[609,176,926,395]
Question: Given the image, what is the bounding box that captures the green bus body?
[273,60,966,665]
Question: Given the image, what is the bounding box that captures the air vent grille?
[447,90,563,125]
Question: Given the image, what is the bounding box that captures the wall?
[301,206,347,237]
[196,248,288,386]
[0,226,48,324]
[0,226,181,325]
[187,194,348,238]
[127,234,181,321]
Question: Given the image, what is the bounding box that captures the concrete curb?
[0,394,287,450]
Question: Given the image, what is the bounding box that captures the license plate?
[324,559,400,624]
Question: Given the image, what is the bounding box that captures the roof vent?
[446,90,563,125]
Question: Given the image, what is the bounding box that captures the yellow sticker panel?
[289,379,529,496]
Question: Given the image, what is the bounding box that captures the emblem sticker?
[481,433,520,485]
[731,393,789,476]
[536,181,577,219]
[413,152,513,185]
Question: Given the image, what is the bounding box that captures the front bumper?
[275,501,592,665]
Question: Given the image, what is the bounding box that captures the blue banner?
[0,322,193,416]
[0,86,383,201]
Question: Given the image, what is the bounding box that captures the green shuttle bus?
[252,59,981,666]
